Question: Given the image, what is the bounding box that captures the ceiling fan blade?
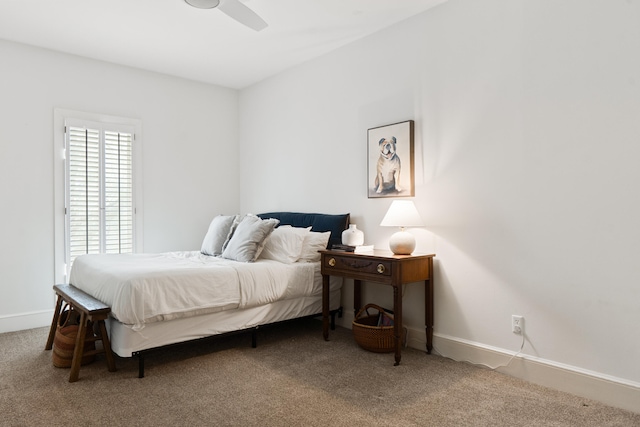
[217,0,268,31]
[184,0,220,8]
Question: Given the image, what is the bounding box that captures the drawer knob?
[328,258,336,267]
[377,264,385,274]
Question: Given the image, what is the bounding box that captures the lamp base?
[388,230,416,255]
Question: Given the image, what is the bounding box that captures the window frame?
[53,108,143,284]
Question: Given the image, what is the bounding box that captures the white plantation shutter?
[65,124,135,266]
[68,127,101,261]
[104,131,133,254]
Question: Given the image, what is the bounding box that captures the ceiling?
[0,0,447,89]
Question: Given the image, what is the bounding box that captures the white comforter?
[69,251,316,330]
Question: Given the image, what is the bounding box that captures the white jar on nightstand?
[342,224,364,246]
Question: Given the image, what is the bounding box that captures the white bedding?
[69,251,316,330]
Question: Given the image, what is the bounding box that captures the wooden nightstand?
[320,249,435,365]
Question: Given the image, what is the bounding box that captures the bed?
[68,211,349,376]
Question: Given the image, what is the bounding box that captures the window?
[54,110,143,283]
[66,125,134,263]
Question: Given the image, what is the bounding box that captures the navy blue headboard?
[257,212,350,249]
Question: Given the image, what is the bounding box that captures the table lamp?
[380,200,424,255]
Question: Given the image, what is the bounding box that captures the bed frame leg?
[251,327,258,348]
[136,352,145,378]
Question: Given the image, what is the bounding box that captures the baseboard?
[417,329,640,415]
[337,313,639,414]
[0,309,53,334]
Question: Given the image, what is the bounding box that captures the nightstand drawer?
[323,254,393,277]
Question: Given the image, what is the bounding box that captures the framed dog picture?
[367,120,414,198]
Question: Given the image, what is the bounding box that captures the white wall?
[239,0,640,410]
[0,40,239,331]
[1,0,638,413]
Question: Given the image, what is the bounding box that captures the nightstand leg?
[353,279,362,317]
[393,284,402,366]
[322,274,330,341]
[425,259,434,354]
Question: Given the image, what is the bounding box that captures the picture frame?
[367,120,414,198]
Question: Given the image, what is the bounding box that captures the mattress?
[69,251,318,330]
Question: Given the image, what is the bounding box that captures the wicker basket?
[52,306,96,368]
[352,303,402,353]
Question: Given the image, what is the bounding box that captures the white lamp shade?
[380,200,424,255]
[380,200,424,228]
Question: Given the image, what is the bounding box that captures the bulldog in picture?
[374,136,402,193]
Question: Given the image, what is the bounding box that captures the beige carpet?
[1,319,638,427]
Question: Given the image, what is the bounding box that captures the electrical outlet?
[512,315,524,334]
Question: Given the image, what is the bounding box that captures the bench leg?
[69,312,88,383]
[97,320,117,372]
[45,295,64,351]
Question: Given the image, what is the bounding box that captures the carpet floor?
[1,319,638,426]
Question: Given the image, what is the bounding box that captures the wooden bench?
[45,284,117,382]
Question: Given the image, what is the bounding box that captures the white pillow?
[201,215,237,256]
[298,231,331,262]
[221,215,279,262]
[260,226,311,264]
